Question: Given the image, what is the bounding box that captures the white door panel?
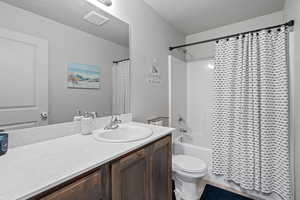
[0,28,48,130]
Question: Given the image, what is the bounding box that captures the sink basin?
[93,124,153,143]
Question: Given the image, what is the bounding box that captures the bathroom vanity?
[36,135,171,200]
[0,122,173,200]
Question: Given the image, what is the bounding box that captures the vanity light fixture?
[97,0,112,6]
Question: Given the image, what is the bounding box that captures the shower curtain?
[112,60,130,115]
[212,27,291,200]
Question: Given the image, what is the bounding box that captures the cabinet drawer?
[41,168,107,200]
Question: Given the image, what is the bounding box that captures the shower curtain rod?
[113,58,130,64]
[169,20,295,51]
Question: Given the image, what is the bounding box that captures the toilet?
[172,154,208,200]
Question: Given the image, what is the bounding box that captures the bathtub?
[172,134,279,200]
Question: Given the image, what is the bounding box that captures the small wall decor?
[68,63,100,89]
[147,58,161,85]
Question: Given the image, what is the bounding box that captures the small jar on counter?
[0,133,8,156]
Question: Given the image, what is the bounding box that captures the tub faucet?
[105,115,122,130]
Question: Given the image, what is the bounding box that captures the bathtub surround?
[212,28,291,199]
[168,56,187,129]
[187,59,214,148]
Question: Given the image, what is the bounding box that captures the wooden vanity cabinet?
[111,135,172,200]
[35,135,172,200]
[111,148,151,200]
[150,136,172,200]
[39,164,110,200]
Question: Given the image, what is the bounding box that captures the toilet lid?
[173,155,207,173]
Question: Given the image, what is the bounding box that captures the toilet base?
[175,189,198,200]
[173,175,206,200]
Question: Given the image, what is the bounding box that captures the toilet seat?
[173,155,207,174]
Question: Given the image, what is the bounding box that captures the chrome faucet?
[105,115,122,130]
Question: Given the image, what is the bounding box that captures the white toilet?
[172,154,208,200]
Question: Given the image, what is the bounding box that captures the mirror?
[0,0,130,130]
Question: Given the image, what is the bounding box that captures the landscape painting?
[68,63,100,89]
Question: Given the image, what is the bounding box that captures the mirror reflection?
[0,0,130,130]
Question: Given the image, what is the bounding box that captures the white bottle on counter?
[73,110,83,134]
[81,113,94,135]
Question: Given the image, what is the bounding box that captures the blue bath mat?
[200,184,253,200]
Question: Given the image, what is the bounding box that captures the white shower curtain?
[112,60,130,115]
[212,27,291,200]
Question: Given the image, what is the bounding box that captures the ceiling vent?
[83,11,109,26]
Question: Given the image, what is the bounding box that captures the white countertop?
[0,122,174,200]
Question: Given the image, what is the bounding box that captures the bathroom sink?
[93,124,153,143]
